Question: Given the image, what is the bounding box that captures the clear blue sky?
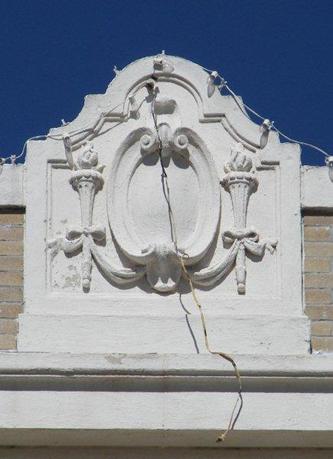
[0,0,332,165]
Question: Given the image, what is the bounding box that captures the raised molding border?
[47,55,273,153]
[108,125,221,292]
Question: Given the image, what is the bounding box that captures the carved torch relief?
[192,143,277,293]
[49,116,277,294]
[48,141,145,292]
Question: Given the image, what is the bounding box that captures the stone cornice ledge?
[0,352,332,377]
[0,352,332,448]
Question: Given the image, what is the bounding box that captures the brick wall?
[0,209,24,351]
[0,207,331,353]
[304,214,333,352]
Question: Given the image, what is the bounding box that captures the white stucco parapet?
[301,165,333,210]
[2,55,333,453]
[0,164,24,207]
[19,54,310,355]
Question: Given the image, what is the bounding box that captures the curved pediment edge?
[46,55,283,155]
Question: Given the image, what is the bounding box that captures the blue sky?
[0,0,332,165]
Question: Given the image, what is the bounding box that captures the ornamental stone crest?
[22,54,310,356]
[49,115,277,293]
[44,53,279,295]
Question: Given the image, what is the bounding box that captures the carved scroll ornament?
[107,123,221,292]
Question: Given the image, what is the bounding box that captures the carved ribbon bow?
[191,144,277,294]
[222,228,277,293]
[223,228,277,257]
[49,141,145,291]
[65,226,106,247]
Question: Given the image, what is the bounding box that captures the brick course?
[0,209,24,351]
[0,208,330,353]
[304,214,333,352]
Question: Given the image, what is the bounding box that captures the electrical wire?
[203,66,330,158]
[0,57,326,435]
[150,84,243,443]
[1,58,331,165]
[0,54,327,436]
[0,97,133,165]
[272,126,329,157]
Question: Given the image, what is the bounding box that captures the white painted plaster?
[0,353,332,448]
[0,164,24,207]
[301,165,333,209]
[0,390,332,447]
[0,351,332,375]
[19,54,310,355]
[0,54,332,454]
[18,313,310,354]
